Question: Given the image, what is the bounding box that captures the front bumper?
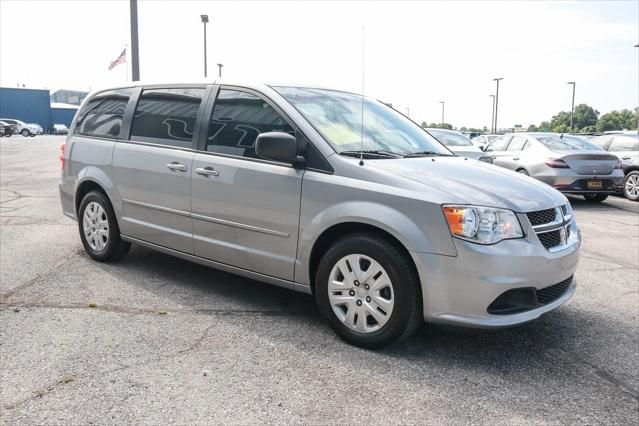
[410,212,581,328]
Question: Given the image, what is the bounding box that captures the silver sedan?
[483,132,624,202]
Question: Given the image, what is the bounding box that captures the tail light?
[614,160,623,169]
[59,143,66,169]
[545,158,570,169]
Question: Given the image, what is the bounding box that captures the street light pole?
[129,0,140,81]
[201,15,209,78]
[217,63,223,78]
[493,77,503,133]
[439,101,445,125]
[566,82,576,133]
[489,95,495,133]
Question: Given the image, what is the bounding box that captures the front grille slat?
[537,230,562,249]
[527,208,557,226]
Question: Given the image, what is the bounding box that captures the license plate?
[587,180,603,189]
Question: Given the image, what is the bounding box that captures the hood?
[373,157,566,212]
[446,145,484,159]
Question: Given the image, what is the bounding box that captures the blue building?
[0,87,52,130]
[51,102,79,127]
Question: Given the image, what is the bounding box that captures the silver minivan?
[59,82,581,348]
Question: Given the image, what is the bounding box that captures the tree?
[459,126,468,132]
[437,123,453,130]
[550,111,571,130]
[539,121,551,132]
[580,125,596,133]
[527,124,539,132]
[552,124,570,134]
[572,104,599,130]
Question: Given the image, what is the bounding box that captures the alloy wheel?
[327,254,395,333]
[624,174,639,199]
[82,201,109,252]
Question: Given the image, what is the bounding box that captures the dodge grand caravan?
[59,82,581,348]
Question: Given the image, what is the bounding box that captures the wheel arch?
[74,167,121,217]
[307,221,421,296]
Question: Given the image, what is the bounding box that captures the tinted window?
[130,88,205,148]
[609,136,638,152]
[206,89,294,158]
[507,135,528,151]
[486,135,511,151]
[75,89,132,138]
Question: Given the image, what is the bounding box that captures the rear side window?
[609,136,638,152]
[75,89,132,139]
[486,135,511,151]
[507,135,528,151]
[205,89,294,158]
[130,88,205,148]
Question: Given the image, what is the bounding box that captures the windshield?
[536,134,601,151]
[427,129,473,146]
[274,86,452,157]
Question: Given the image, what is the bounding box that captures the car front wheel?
[315,234,422,349]
[583,194,608,202]
[20,129,30,137]
[623,171,639,201]
[78,191,131,262]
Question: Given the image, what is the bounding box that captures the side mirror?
[255,132,304,165]
[479,145,486,152]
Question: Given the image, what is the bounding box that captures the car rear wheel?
[78,191,131,262]
[623,171,639,201]
[20,129,30,137]
[516,168,529,176]
[583,194,608,202]
[315,233,422,349]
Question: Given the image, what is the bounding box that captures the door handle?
[196,167,219,177]
[622,156,631,160]
[512,157,520,161]
[166,162,188,172]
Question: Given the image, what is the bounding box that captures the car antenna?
[359,25,365,166]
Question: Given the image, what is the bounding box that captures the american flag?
[108,48,127,70]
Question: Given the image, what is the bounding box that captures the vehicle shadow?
[99,245,636,371]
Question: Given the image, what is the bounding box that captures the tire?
[20,129,30,137]
[583,194,608,202]
[623,171,639,202]
[517,168,529,176]
[315,233,422,349]
[30,134,36,137]
[78,191,131,262]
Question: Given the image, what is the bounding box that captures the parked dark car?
[590,133,639,201]
[0,120,17,137]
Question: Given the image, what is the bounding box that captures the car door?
[484,135,512,168]
[112,86,208,253]
[190,87,303,281]
[607,136,639,170]
[502,135,529,170]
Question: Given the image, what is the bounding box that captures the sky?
[1,0,637,129]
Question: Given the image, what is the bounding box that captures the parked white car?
[425,128,483,158]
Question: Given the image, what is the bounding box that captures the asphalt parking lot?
[1,135,638,424]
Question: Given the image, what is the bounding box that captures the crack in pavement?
[0,301,310,317]
[580,250,638,270]
[0,248,84,301]
[1,319,224,412]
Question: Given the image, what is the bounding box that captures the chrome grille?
[527,206,571,251]
[526,208,557,226]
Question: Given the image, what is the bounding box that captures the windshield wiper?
[403,151,454,158]
[339,150,404,159]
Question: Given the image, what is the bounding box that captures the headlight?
[442,205,523,244]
